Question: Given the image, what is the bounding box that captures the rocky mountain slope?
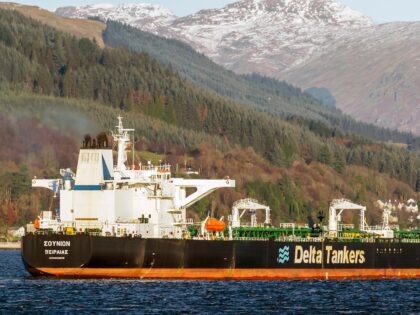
[165,0,372,73]
[56,0,420,135]
[103,21,420,148]
[55,3,175,34]
[283,21,420,134]
[56,0,372,73]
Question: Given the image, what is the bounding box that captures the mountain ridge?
[56,0,420,135]
[103,20,420,148]
[56,0,373,71]
[55,3,176,34]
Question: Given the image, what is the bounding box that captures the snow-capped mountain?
[56,0,372,72]
[168,0,373,72]
[56,0,420,135]
[55,3,176,34]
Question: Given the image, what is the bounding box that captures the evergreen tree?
[318,145,332,165]
[333,151,346,173]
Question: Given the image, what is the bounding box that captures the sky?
[4,0,420,23]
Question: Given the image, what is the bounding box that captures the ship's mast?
[113,116,134,172]
[382,206,392,230]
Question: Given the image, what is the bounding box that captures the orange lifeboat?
[205,218,225,232]
[34,218,40,229]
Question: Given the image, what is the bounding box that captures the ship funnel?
[74,149,113,189]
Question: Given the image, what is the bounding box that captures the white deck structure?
[32,117,235,238]
[328,199,395,238]
[231,198,271,228]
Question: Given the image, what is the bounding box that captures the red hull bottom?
[29,268,420,280]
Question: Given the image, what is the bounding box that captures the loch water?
[0,250,418,314]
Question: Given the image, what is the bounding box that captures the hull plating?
[28,267,420,280]
[22,235,420,280]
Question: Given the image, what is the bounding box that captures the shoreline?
[0,242,21,250]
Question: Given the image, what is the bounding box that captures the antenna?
[112,116,134,172]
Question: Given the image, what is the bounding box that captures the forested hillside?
[0,9,419,229]
[103,21,420,148]
[1,93,418,228]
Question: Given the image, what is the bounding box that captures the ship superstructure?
[32,117,234,239]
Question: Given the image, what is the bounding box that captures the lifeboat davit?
[205,218,225,232]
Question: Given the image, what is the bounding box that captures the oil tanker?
[22,118,420,279]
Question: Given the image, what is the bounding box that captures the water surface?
[0,250,418,314]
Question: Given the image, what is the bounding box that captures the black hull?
[21,235,420,279]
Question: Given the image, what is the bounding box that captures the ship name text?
[294,245,365,264]
[43,241,71,247]
[43,241,71,257]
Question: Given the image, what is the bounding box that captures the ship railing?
[366,225,399,231]
[275,237,324,242]
[279,223,295,228]
[34,230,51,235]
[87,232,101,236]
[232,236,325,242]
[235,237,270,241]
[338,224,355,231]
[361,238,377,243]
[401,238,420,243]
[281,237,378,243]
[366,225,384,231]
[332,237,377,243]
[140,164,171,172]
[217,236,386,243]
[239,224,270,228]
[278,223,309,229]
[140,165,156,171]
[158,164,171,172]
